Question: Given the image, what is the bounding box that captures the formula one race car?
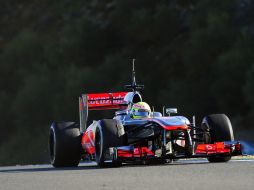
[49,64,242,167]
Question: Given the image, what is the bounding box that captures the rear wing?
[79,92,128,132]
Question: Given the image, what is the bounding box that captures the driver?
[130,102,151,119]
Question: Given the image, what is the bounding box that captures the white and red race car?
[49,66,241,167]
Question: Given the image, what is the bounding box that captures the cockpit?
[114,92,142,120]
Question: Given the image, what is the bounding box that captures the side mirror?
[166,108,178,116]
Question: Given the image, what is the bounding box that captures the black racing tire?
[95,119,125,167]
[202,114,234,162]
[49,122,82,167]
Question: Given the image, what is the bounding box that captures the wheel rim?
[49,127,56,163]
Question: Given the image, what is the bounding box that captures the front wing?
[195,141,241,156]
[111,141,242,161]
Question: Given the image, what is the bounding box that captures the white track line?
[231,159,254,162]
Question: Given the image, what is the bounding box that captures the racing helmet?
[131,102,151,119]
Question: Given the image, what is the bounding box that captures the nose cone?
[162,116,190,126]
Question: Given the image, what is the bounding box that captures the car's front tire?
[202,114,234,162]
[95,119,125,167]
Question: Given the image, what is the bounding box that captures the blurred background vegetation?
[0,0,254,165]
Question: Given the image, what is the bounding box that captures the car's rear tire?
[49,122,82,167]
[95,119,125,167]
[202,114,234,162]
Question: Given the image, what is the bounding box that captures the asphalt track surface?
[0,158,254,190]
